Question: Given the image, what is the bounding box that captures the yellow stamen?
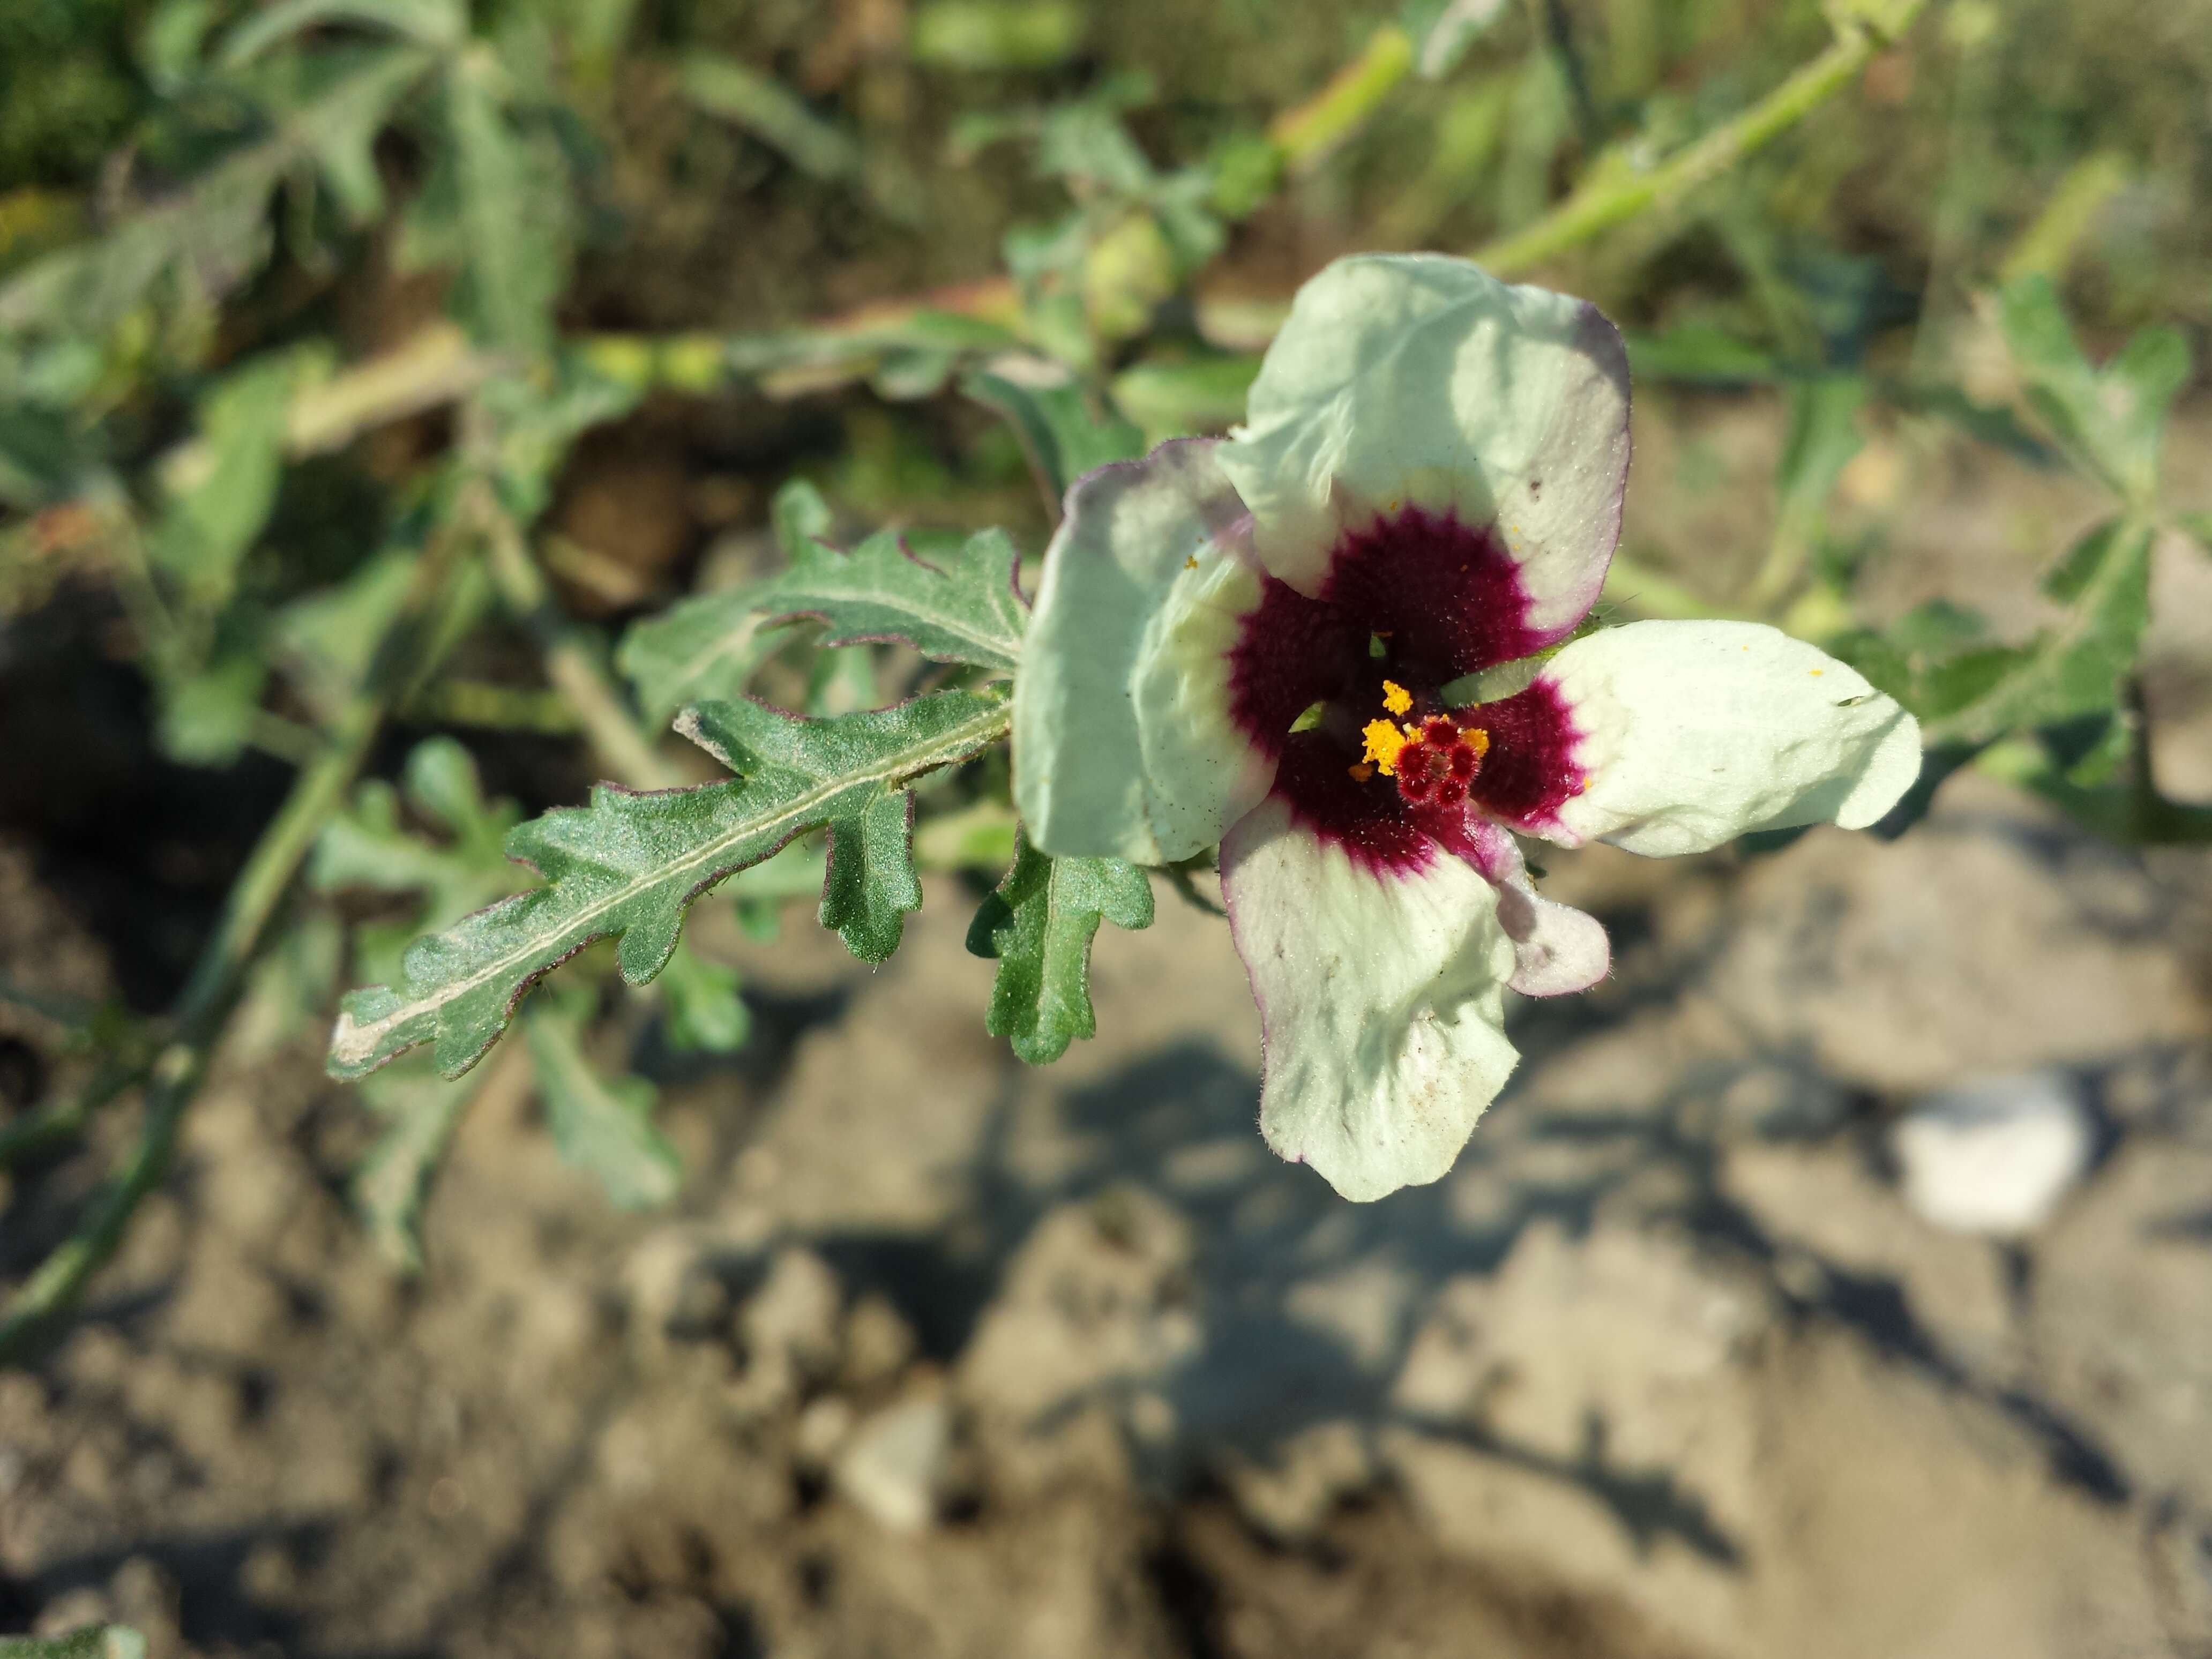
[1361,718,1411,776]
[1348,762,1373,782]
[1464,727,1490,759]
[1380,679,1412,716]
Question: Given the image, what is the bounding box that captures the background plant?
[1,0,2207,1361]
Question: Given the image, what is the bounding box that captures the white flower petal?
[1216,253,1630,632]
[1460,819,1611,996]
[1221,798,1520,1201]
[1014,440,1277,864]
[1541,620,1924,857]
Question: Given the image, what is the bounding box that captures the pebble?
[833,1395,952,1533]
[1890,1071,2094,1236]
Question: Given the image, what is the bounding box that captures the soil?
[3,741,2211,1657]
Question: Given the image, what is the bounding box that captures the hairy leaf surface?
[966,833,1153,1064]
[619,512,1027,720]
[759,523,1027,670]
[328,691,1009,1079]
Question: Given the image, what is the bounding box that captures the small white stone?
[834,1395,952,1533]
[1890,1071,2093,1237]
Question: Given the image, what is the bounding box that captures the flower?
[1012,254,1922,1201]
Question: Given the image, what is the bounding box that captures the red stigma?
[1393,715,1488,809]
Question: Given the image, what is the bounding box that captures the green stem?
[1473,0,1932,275]
[1268,24,1416,173]
[0,543,468,1364]
[402,676,583,736]
[0,1056,150,1171]
[474,487,687,792]
[0,977,98,1029]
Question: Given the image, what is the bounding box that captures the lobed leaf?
[820,790,923,962]
[966,832,1153,1064]
[355,1059,483,1270]
[445,57,571,354]
[1998,276,2192,504]
[0,48,432,339]
[327,690,1010,1080]
[523,1000,681,1210]
[961,359,1146,504]
[618,480,1026,720]
[758,523,1028,671]
[1923,517,2154,746]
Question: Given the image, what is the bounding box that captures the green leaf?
[277,547,423,718]
[618,495,1025,721]
[657,941,751,1053]
[1620,325,1782,386]
[617,593,799,726]
[1925,517,2154,746]
[1110,353,1261,443]
[1998,276,2192,503]
[678,51,861,180]
[523,999,681,1210]
[313,738,527,983]
[910,1,1086,69]
[445,54,571,353]
[1775,376,1865,545]
[314,739,519,908]
[354,1057,482,1269]
[1036,103,1155,193]
[0,49,432,339]
[141,0,220,89]
[759,524,1029,672]
[328,690,1010,1080]
[819,790,921,961]
[966,832,1153,1064]
[474,358,642,521]
[157,652,267,765]
[0,1629,147,1659]
[614,478,827,720]
[220,0,466,63]
[151,354,300,604]
[961,359,1146,504]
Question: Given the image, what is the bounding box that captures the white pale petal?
[1216,253,1630,625]
[1462,820,1611,996]
[1221,799,1520,1202]
[1542,620,1924,857]
[1014,440,1277,864]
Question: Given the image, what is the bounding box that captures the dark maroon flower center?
[1385,716,1487,808]
[1225,506,1587,870]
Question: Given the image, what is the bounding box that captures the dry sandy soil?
[5,398,2212,1658]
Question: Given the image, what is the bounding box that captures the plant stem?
[0,544,468,1364]
[0,1056,150,1171]
[402,676,582,736]
[1268,24,1415,174]
[472,487,688,791]
[1473,0,1933,275]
